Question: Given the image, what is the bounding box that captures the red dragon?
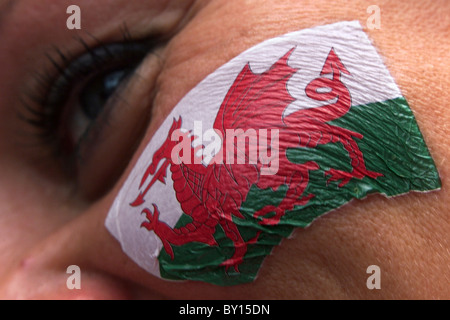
[130,48,383,271]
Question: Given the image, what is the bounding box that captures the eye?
[68,67,134,153]
[80,68,132,119]
[22,39,163,199]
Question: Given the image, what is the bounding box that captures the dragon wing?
[213,48,298,133]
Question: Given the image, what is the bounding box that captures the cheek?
[0,160,80,285]
[2,0,447,300]
[0,194,129,299]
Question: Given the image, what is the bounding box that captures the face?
[0,0,448,299]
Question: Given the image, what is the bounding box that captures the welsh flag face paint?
[105,21,441,286]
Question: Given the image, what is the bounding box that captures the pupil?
[80,68,130,120]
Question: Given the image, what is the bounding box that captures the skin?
[0,0,448,299]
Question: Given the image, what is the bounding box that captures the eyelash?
[19,32,156,159]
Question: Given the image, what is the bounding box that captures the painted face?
[0,0,448,300]
[106,21,440,286]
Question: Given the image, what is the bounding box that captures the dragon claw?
[365,170,384,180]
[325,169,352,187]
[220,231,261,273]
[220,258,242,273]
[254,205,280,225]
[140,204,160,231]
[325,168,383,187]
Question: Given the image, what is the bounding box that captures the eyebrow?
[0,0,16,32]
